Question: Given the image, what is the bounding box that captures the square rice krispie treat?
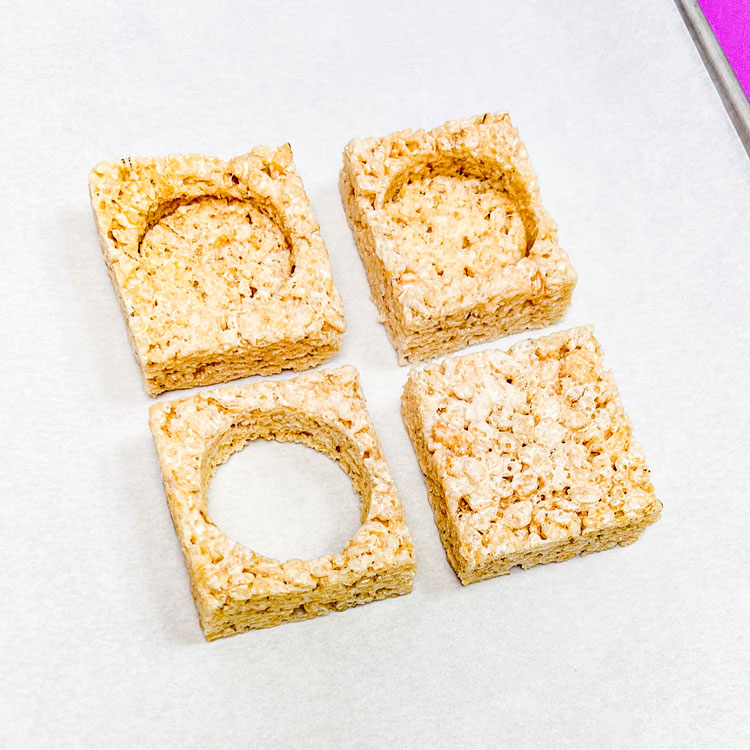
[90,145,345,396]
[149,366,416,639]
[340,112,577,364]
[401,327,661,584]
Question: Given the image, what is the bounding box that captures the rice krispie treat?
[149,366,416,639]
[90,146,345,396]
[401,327,661,584]
[340,113,576,364]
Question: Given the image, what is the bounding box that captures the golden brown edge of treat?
[141,326,343,397]
[149,366,416,639]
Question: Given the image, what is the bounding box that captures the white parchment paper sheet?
[1,1,748,747]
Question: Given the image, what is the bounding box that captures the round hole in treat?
[139,196,293,313]
[208,437,363,562]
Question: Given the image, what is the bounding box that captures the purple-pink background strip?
[698,0,750,97]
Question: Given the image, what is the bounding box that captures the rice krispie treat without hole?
[340,113,577,364]
[149,366,416,639]
[90,146,345,396]
[401,327,661,584]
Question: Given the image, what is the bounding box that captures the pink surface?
[699,0,750,97]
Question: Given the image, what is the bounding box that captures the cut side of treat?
[90,146,345,396]
[149,366,416,639]
[340,112,577,364]
[401,327,661,585]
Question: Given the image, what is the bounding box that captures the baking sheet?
[2,1,750,747]
[676,0,750,155]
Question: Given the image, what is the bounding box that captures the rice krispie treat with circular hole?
[149,366,416,639]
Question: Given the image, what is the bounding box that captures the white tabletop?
[2,1,749,748]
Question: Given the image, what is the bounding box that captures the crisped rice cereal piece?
[149,366,416,639]
[90,146,345,396]
[401,327,661,584]
[340,113,576,364]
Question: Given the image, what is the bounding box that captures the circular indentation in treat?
[208,439,362,562]
[140,196,292,310]
[382,172,527,279]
